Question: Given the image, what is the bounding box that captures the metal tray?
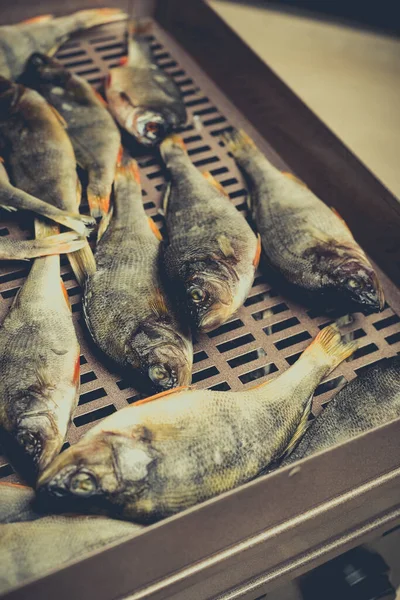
[1,2,400,599]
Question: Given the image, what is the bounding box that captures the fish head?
[184,261,238,332]
[37,431,155,516]
[23,53,69,87]
[0,77,24,119]
[331,258,385,312]
[127,321,192,391]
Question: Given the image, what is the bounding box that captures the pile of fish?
[0,9,399,591]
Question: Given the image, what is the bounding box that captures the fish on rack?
[0,159,93,236]
[0,77,95,287]
[22,53,121,219]
[0,8,127,81]
[83,154,193,392]
[223,129,385,314]
[160,135,260,332]
[280,355,400,467]
[106,21,186,146]
[38,325,357,523]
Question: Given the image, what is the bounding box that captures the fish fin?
[202,171,229,197]
[281,171,307,188]
[253,234,262,268]
[129,19,153,37]
[118,56,129,67]
[160,135,186,161]
[222,128,256,156]
[133,386,188,407]
[245,193,252,211]
[60,279,71,311]
[14,232,86,258]
[73,353,80,386]
[116,145,124,166]
[97,205,114,242]
[36,365,55,391]
[217,234,235,259]
[162,182,171,215]
[87,193,111,219]
[149,289,169,318]
[330,206,352,233]
[72,8,128,30]
[116,157,140,185]
[34,217,58,239]
[47,104,68,129]
[0,481,31,490]
[148,217,162,241]
[304,324,358,375]
[0,204,17,213]
[67,241,96,288]
[93,89,108,107]
[282,395,313,459]
[20,14,53,25]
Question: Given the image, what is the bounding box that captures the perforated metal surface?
[0,21,399,483]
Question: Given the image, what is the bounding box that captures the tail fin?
[222,128,257,158]
[115,156,141,184]
[87,191,111,219]
[0,232,86,260]
[160,135,187,163]
[19,14,54,25]
[67,241,96,288]
[128,19,153,37]
[56,212,95,237]
[70,8,127,31]
[303,324,358,376]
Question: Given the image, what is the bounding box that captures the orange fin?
[116,145,124,166]
[281,171,307,188]
[202,171,229,197]
[0,481,32,490]
[331,206,352,233]
[149,288,168,317]
[0,157,4,164]
[48,104,68,129]
[148,217,162,241]
[116,157,140,184]
[93,89,108,107]
[253,234,262,268]
[87,193,110,219]
[248,377,273,391]
[119,56,129,67]
[73,353,80,386]
[133,386,188,407]
[21,14,53,25]
[60,279,71,311]
[160,134,186,154]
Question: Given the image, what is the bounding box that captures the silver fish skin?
[0,9,127,80]
[223,129,384,313]
[281,355,400,466]
[38,325,356,523]
[83,156,192,392]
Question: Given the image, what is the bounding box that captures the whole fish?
[160,135,260,332]
[0,9,127,81]
[0,484,142,595]
[0,160,93,235]
[0,215,81,474]
[223,129,384,313]
[38,325,356,522]
[281,355,400,466]
[23,53,121,219]
[83,156,192,392]
[0,77,95,287]
[106,21,186,146]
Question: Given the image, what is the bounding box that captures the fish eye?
[188,286,207,304]
[145,120,164,140]
[68,471,97,496]
[149,364,171,386]
[347,277,360,289]
[31,54,45,68]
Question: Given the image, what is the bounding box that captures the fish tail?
[128,19,153,37]
[116,155,141,185]
[222,128,257,157]
[49,211,95,237]
[19,14,54,25]
[304,324,358,375]
[87,191,111,219]
[67,241,96,288]
[160,135,187,162]
[69,8,127,30]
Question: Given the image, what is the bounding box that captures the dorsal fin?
[202,171,229,197]
[133,386,188,407]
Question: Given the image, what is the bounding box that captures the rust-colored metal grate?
[0,21,399,483]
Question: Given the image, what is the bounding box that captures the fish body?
[223,130,384,313]
[0,9,127,80]
[160,136,259,332]
[22,53,121,218]
[281,355,400,466]
[0,160,93,235]
[83,156,192,392]
[38,325,356,522]
[0,77,95,286]
[106,22,186,146]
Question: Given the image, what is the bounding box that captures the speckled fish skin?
[22,53,121,219]
[0,77,95,287]
[0,160,93,236]
[281,355,400,467]
[38,325,356,522]
[83,156,192,393]
[106,22,186,146]
[160,135,259,333]
[0,9,127,80]
[0,234,80,474]
[223,129,384,313]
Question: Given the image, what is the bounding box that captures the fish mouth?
[198,304,234,333]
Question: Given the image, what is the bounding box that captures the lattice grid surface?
[0,21,399,483]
